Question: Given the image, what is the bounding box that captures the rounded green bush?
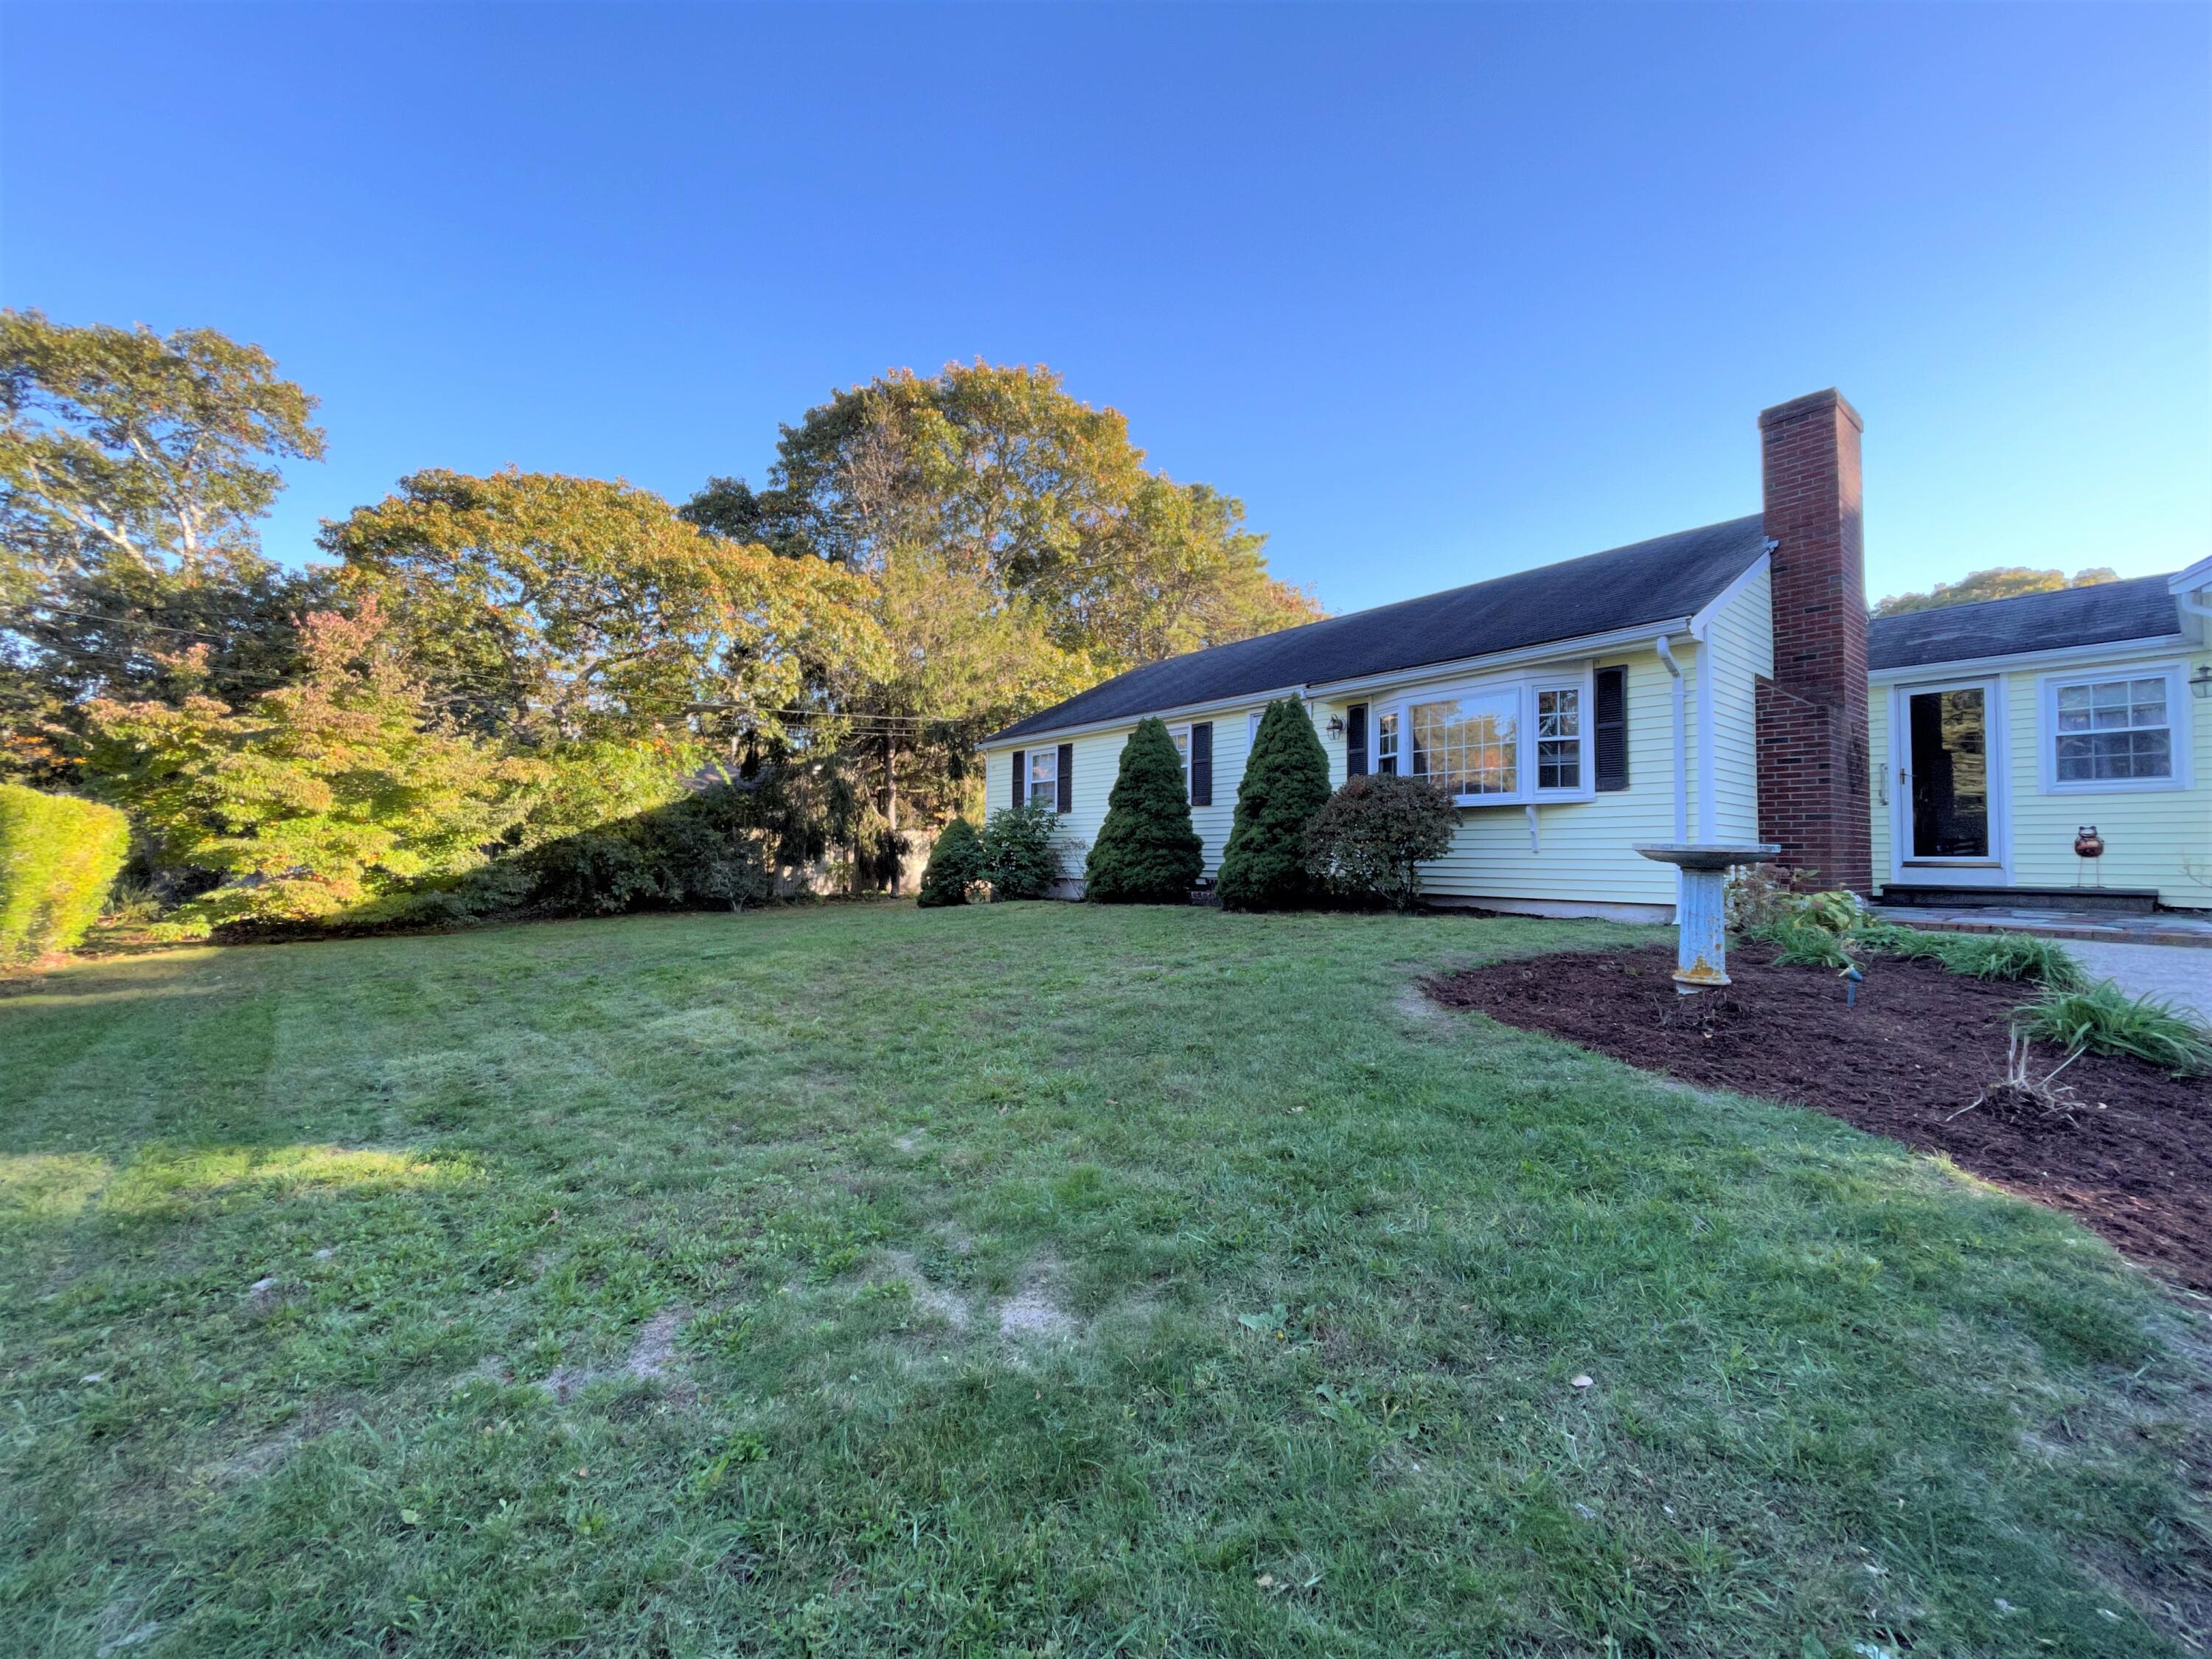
[917,818,984,908]
[1085,719,1202,904]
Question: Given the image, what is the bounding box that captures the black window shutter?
[1594,668,1628,792]
[1188,723,1213,806]
[1011,750,1025,810]
[1345,703,1368,776]
[1055,743,1074,814]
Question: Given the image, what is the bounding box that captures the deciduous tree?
[322,468,886,749]
[1871,566,2118,618]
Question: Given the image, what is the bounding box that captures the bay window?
[1368,671,1593,805]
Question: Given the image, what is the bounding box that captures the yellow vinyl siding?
[1873,650,2210,908]
[1703,566,1773,844]
[2003,659,2205,902]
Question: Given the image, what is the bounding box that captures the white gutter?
[1687,627,1717,844]
[1655,633,1689,842]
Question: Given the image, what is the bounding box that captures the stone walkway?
[1877,904,2212,949]
[2063,941,2212,1023]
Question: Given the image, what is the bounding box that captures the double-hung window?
[2042,667,2188,792]
[1375,710,1399,775]
[1536,687,1582,788]
[1026,748,1059,808]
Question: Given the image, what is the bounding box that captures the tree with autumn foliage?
[79,600,541,928]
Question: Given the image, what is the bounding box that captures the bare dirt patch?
[998,1263,1082,1342]
[542,1307,692,1402]
[1425,942,2212,1293]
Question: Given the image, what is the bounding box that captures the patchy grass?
[0,903,2204,1658]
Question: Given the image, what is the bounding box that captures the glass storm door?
[1904,686,1991,861]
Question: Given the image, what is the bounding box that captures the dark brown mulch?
[1426,943,2212,1293]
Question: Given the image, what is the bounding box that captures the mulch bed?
[1426,943,2212,1293]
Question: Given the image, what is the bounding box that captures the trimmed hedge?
[0,785,129,964]
[1085,718,1203,903]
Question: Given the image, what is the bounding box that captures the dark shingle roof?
[990,515,1771,742]
[1868,575,2183,672]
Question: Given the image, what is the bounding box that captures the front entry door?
[1898,681,2005,883]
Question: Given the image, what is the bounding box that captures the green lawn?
[1,904,2203,1657]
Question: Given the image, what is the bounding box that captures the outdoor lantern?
[2191,663,2212,700]
[1326,715,1346,737]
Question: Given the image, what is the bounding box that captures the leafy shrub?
[1723,861,1825,932]
[917,818,984,908]
[980,801,1065,900]
[1085,718,1202,904]
[1765,919,1858,971]
[1302,773,1458,912]
[0,785,129,963]
[1217,699,1332,911]
[2015,981,2212,1076]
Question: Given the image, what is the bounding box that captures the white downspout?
[1655,633,1688,841]
[1656,632,1688,925]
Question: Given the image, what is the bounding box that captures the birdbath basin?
[1632,842,1780,992]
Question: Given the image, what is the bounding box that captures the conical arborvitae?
[1084,717,1203,904]
[917,817,984,907]
[1216,698,1332,911]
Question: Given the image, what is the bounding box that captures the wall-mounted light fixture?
[1325,715,1346,737]
[2191,663,2212,700]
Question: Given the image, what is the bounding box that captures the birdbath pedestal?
[1632,843,1780,994]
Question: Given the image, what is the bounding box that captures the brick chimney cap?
[1758,388,1863,433]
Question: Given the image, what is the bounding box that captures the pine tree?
[917,817,984,907]
[1084,717,1203,903]
[1216,698,1331,911]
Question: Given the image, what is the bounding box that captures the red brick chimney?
[1754,389,1871,893]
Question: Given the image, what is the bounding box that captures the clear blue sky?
[4,2,2205,616]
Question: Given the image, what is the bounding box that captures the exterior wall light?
[2191,664,2212,700]
[1326,715,1346,736]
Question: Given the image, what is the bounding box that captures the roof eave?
[981,617,1699,749]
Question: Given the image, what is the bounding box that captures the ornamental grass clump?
[1217,699,1331,911]
[917,818,984,908]
[1084,718,1202,904]
[0,785,130,964]
[2015,980,2212,1077]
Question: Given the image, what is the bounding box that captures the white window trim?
[1373,665,1597,807]
[1886,675,2011,885]
[1025,746,1061,812]
[2036,662,2193,796]
[1169,722,1194,803]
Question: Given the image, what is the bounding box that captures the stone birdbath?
[1632,842,1781,994]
